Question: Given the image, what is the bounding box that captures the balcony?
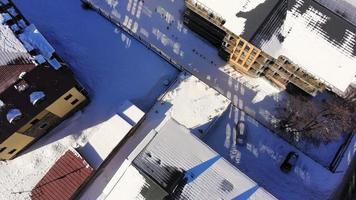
[281,63,297,73]
[276,68,292,80]
[251,62,265,71]
[256,55,269,65]
[223,34,237,46]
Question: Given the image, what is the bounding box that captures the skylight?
[7,109,22,123]
[30,91,46,105]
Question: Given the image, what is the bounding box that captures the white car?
[236,121,247,145]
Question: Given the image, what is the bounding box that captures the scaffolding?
[184,0,326,96]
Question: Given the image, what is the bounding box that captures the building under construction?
[184,0,356,96]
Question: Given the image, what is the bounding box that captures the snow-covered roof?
[0,14,29,55]
[194,0,356,92]
[78,101,145,169]
[0,10,33,93]
[78,115,133,169]
[103,165,168,200]
[19,24,56,61]
[117,100,145,126]
[129,119,276,199]
[194,0,280,40]
[0,9,31,66]
[258,0,356,93]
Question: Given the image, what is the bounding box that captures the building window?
[30,91,46,105]
[7,109,22,124]
[64,94,72,101]
[71,99,79,105]
[8,149,16,154]
[0,147,6,153]
[30,119,40,125]
[40,123,48,129]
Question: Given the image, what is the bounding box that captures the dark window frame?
[8,149,16,154]
[71,99,79,105]
[64,94,73,101]
[40,123,48,129]
[30,118,40,125]
[0,147,6,153]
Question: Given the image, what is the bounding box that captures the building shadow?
[16,71,178,159]
[10,0,179,159]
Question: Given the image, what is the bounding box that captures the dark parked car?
[235,121,247,145]
[280,151,299,173]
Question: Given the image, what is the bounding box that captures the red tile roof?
[31,150,94,200]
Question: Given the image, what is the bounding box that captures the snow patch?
[162,73,229,137]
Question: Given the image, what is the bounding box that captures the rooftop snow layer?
[19,24,55,60]
[78,102,145,169]
[0,12,33,93]
[103,165,168,200]
[315,0,356,26]
[133,119,276,200]
[78,115,133,169]
[195,0,281,40]
[0,14,28,54]
[258,0,356,92]
[0,13,31,67]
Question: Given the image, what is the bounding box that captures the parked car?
[280,151,299,173]
[235,121,247,145]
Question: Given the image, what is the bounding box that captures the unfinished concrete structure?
[184,0,356,96]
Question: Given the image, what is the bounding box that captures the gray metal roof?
[255,0,356,92]
[0,12,33,92]
[0,17,31,65]
[133,119,276,200]
[0,50,31,66]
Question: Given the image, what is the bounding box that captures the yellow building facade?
[0,87,86,160]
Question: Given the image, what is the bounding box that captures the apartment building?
[0,0,88,160]
[184,0,356,96]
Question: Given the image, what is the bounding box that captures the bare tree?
[344,86,356,111]
[275,93,355,145]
